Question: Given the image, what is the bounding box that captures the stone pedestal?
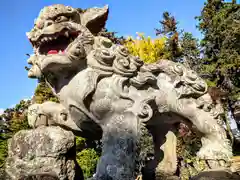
[190,170,240,180]
[5,126,83,180]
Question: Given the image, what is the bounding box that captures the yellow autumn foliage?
[124,32,167,63]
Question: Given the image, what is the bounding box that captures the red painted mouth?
[35,31,80,55]
[47,50,65,55]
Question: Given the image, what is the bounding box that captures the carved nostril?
[27,59,33,65]
[44,20,54,27]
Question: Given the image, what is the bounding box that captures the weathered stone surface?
[230,156,240,175]
[0,168,11,180]
[190,170,240,180]
[5,126,83,180]
[24,4,233,179]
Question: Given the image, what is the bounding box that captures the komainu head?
[26,4,109,78]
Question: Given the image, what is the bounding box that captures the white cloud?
[0,108,4,115]
[10,104,16,108]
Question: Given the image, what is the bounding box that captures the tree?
[98,28,125,45]
[155,11,183,61]
[180,32,201,72]
[154,11,202,72]
[0,100,31,167]
[33,82,59,104]
[124,33,167,63]
[196,0,240,101]
[0,120,9,168]
[75,136,101,179]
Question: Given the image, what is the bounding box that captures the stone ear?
[80,5,109,35]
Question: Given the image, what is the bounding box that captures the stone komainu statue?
[25,4,233,180]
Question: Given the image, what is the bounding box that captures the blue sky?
[0,0,205,110]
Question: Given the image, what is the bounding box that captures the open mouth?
[33,30,80,55]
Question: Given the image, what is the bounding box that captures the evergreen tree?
[155,11,183,61]
[180,32,201,72]
[196,0,240,100]
[98,28,125,45]
[33,82,59,104]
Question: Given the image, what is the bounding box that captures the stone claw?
[219,160,227,167]
[27,102,59,128]
[203,159,231,172]
[35,113,49,127]
[207,159,222,169]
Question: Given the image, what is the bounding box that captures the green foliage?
[8,116,29,134]
[154,11,201,69]
[76,136,87,151]
[0,100,30,167]
[196,0,240,100]
[76,149,99,179]
[0,141,7,168]
[176,123,202,160]
[76,136,99,179]
[180,32,201,71]
[155,11,183,61]
[135,125,154,175]
[33,82,59,104]
[0,122,8,168]
[176,123,203,179]
[98,28,125,45]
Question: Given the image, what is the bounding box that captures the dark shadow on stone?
[19,174,60,180]
[66,140,84,180]
[190,171,240,180]
[20,175,59,180]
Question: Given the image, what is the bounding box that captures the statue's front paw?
[35,113,49,127]
[197,145,232,162]
[197,142,232,171]
[206,159,230,170]
[27,103,50,128]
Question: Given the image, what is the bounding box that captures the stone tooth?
[36,48,40,55]
[64,31,69,37]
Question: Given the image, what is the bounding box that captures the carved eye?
[55,16,68,23]
[60,113,67,121]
